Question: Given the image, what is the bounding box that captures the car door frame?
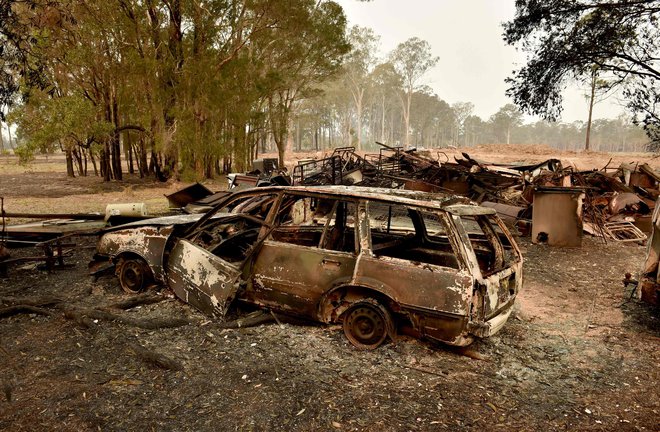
[166,191,282,317]
[245,191,362,318]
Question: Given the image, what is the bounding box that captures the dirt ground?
[0,147,659,431]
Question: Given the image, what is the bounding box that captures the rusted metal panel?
[96,225,173,281]
[248,241,357,317]
[403,179,441,193]
[639,163,660,184]
[481,201,525,225]
[165,183,213,208]
[532,187,585,247]
[103,213,205,231]
[638,198,660,305]
[353,256,472,314]
[166,239,241,317]
[237,185,475,212]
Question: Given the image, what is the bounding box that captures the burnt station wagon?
[91,186,522,349]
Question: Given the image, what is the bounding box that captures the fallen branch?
[0,305,54,319]
[0,295,64,308]
[101,294,168,311]
[127,343,183,371]
[218,311,275,329]
[63,309,97,330]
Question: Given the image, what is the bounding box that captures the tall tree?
[263,0,350,167]
[503,0,660,147]
[369,61,402,144]
[343,26,379,151]
[489,104,524,145]
[451,102,474,147]
[390,37,438,148]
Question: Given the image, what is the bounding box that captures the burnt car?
[91,186,522,349]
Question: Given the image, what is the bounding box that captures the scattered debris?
[532,187,585,247]
[289,144,658,245]
[634,197,660,305]
[165,182,213,209]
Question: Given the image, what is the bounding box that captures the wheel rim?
[120,260,145,293]
[343,304,387,349]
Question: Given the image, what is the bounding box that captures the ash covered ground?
[0,236,658,431]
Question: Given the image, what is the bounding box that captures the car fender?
[317,278,401,324]
[96,225,174,282]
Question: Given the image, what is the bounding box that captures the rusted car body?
[91,186,522,349]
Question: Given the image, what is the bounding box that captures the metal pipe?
[2,212,105,220]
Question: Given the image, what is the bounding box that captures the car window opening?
[188,194,278,264]
[271,195,357,253]
[459,215,515,275]
[369,203,459,270]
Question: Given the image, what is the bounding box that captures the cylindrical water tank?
[105,203,148,221]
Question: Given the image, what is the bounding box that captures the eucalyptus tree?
[408,86,452,148]
[369,61,403,144]
[504,0,660,147]
[343,25,379,150]
[389,37,438,147]
[261,0,350,168]
[489,104,524,145]
[451,101,474,147]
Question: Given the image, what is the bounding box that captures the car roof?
[237,185,496,215]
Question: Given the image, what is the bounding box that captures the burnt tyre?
[342,301,393,350]
[117,256,153,294]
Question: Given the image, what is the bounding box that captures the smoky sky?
[336,0,625,123]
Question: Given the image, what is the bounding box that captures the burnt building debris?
[632,198,660,306]
[532,187,585,247]
[226,158,290,191]
[288,144,659,246]
[165,183,214,209]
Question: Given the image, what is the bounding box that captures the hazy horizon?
[336,0,628,123]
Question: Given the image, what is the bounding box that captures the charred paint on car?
[91,186,523,349]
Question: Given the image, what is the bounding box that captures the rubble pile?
[290,143,659,242]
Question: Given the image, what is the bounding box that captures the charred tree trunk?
[102,142,111,182]
[139,138,148,178]
[90,151,98,177]
[126,131,135,174]
[65,149,75,178]
[73,148,84,176]
[111,90,122,180]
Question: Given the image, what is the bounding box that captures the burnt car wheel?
[342,302,392,350]
[118,257,152,294]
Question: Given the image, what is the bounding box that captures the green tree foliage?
[9,90,112,168]
[503,0,660,147]
[0,0,349,179]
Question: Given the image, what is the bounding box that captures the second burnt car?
[91,186,522,349]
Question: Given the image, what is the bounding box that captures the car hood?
[102,212,232,232]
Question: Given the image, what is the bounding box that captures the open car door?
[165,193,279,318]
[166,239,243,317]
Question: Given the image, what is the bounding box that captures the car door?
[167,239,243,317]
[166,192,279,317]
[246,193,358,318]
